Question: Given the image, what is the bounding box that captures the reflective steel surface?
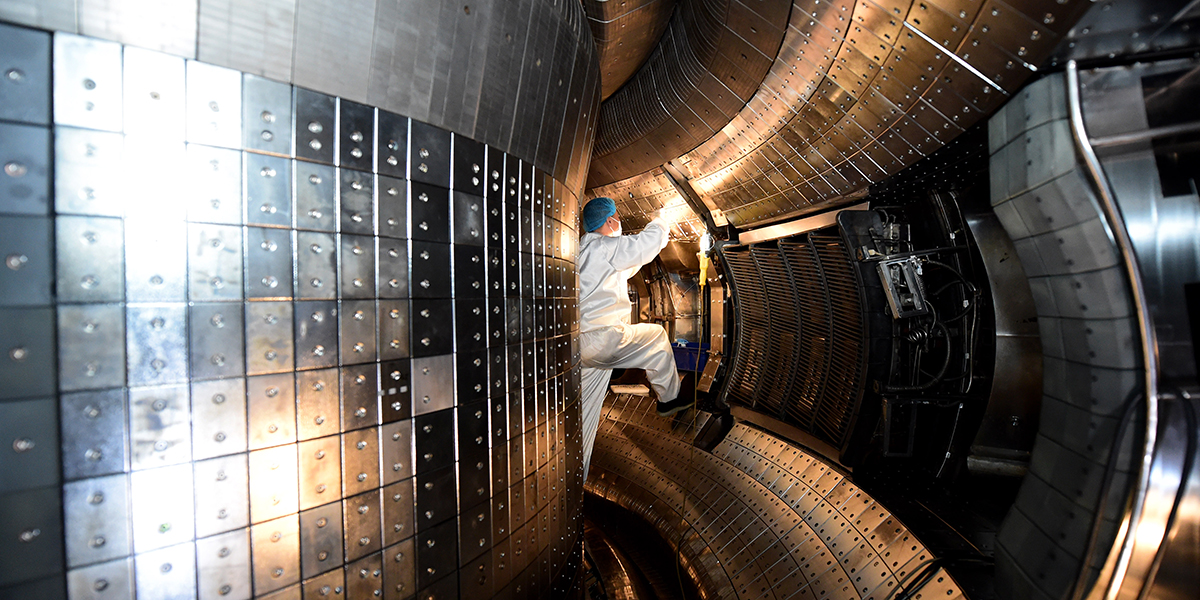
[0,14,592,597]
[587,394,967,599]
[586,0,1100,231]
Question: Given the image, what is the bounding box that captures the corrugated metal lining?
[586,394,968,600]
[585,0,1096,229]
[584,0,678,100]
[587,0,792,186]
[720,233,865,449]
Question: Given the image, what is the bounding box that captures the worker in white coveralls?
[577,197,693,479]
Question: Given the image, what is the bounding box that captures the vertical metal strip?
[1065,61,1160,600]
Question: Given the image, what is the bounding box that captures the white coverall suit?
[577,216,681,479]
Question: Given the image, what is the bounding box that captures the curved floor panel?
[587,394,965,600]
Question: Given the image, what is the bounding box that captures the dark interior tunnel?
[0,1,1198,599]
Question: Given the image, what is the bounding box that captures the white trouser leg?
[577,323,681,481]
[589,323,680,402]
[578,365,612,481]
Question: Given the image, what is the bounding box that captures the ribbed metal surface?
[586,0,792,186]
[749,246,800,418]
[807,235,864,444]
[587,394,968,600]
[777,240,830,429]
[585,0,1095,231]
[722,234,865,449]
[721,248,769,408]
[0,19,592,598]
[584,0,678,100]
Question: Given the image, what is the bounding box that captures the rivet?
[3,253,26,271]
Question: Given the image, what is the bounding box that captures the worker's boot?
[655,393,694,417]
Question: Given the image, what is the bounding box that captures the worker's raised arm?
[608,216,670,272]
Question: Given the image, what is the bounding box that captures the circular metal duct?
[586,0,793,188]
[589,0,1098,231]
[586,0,680,100]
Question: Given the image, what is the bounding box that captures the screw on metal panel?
[9,347,27,361]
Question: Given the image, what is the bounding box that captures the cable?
[882,557,945,600]
[885,306,953,392]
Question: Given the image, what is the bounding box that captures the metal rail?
[1065,60,1161,600]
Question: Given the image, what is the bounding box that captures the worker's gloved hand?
[652,207,678,226]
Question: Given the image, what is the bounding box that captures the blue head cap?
[582,197,617,233]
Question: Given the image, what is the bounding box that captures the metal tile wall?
[719,235,866,449]
[0,25,587,599]
[587,394,966,600]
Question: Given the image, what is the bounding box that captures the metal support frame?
[1065,60,1161,600]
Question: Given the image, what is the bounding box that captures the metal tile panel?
[53,33,123,132]
[196,528,252,600]
[129,463,194,553]
[184,144,242,225]
[249,445,299,524]
[125,304,188,387]
[298,435,343,512]
[187,223,243,302]
[251,515,301,594]
[56,215,123,302]
[294,88,336,165]
[133,542,196,600]
[61,389,128,479]
[242,74,294,156]
[245,301,294,375]
[247,373,298,450]
[0,124,51,217]
[343,428,381,497]
[296,231,337,300]
[0,24,51,126]
[296,368,342,441]
[66,557,133,600]
[185,59,241,149]
[382,420,413,485]
[245,153,292,228]
[193,453,250,539]
[300,501,344,579]
[339,168,375,235]
[343,490,382,562]
[340,363,380,431]
[188,303,246,381]
[128,384,191,470]
[63,473,130,568]
[411,354,455,416]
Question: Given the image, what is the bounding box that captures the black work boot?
[656,394,694,417]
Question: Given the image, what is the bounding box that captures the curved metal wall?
[987,64,1200,600]
[587,394,967,600]
[0,0,602,194]
[586,0,1097,231]
[586,0,792,187]
[585,0,679,100]
[0,4,599,596]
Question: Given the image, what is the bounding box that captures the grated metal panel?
[723,233,866,450]
[721,248,770,408]
[749,245,802,418]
